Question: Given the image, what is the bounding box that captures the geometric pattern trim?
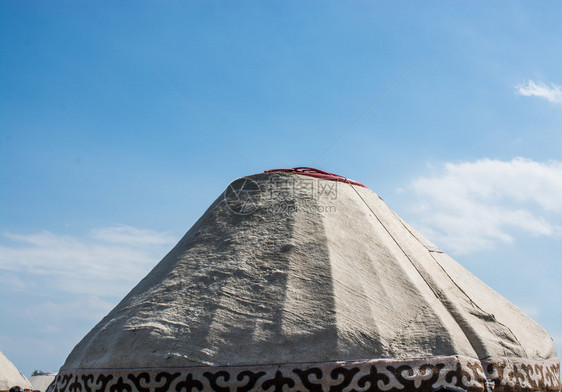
[53,356,560,392]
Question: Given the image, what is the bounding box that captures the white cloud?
[407,158,562,254]
[41,325,62,334]
[0,225,178,375]
[91,224,176,246]
[25,296,115,322]
[516,80,562,103]
[0,225,177,297]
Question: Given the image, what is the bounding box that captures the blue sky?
[1,1,562,377]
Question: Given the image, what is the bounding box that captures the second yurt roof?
[28,374,56,392]
[0,351,32,392]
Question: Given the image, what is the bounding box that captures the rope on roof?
[264,167,366,188]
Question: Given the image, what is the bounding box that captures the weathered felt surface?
[60,172,557,371]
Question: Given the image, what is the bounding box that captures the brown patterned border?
[52,356,560,392]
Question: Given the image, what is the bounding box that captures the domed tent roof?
[29,374,56,392]
[0,351,33,392]
[53,169,560,392]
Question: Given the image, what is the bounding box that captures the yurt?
[0,351,32,392]
[53,168,560,392]
[28,374,56,392]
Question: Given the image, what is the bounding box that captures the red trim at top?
[264,167,366,188]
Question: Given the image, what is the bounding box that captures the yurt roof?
[0,351,32,392]
[53,169,560,392]
[28,374,56,392]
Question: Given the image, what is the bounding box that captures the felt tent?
[28,374,56,392]
[0,351,32,392]
[53,168,560,392]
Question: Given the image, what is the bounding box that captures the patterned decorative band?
[53,356,560,392]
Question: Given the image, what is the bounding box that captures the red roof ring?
[264,167,366,188]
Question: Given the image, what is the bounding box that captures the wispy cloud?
[25,296,116,322]
[516,80,562,103]
[0,225,179,373]
[90,224,177,246]
[0,225,177,297]
[406,158,562,254]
